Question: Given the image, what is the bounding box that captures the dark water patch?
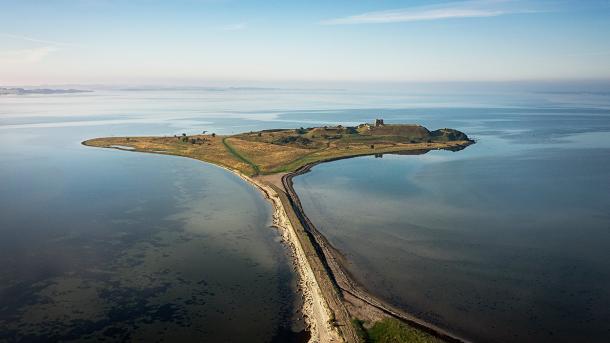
[0,139,299,342]
[271,328,311,343]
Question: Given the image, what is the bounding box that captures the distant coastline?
[0,87,93,95]
[118,86,346,92]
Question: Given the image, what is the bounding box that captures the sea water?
[293,104,610,342]
[1,86,609,342]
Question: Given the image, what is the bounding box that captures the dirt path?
[281,163,470,343]
[222,137,260,175]
[217,168,348,343]
[89,142,474,343]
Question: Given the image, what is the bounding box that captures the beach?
[217,165,350,343]
[222,152,472,343]
[82,136,473,343]
[280,162,469,343]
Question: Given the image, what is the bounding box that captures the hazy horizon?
[3,1,610,342]
[2,0,610,85]
[4,80,610,94]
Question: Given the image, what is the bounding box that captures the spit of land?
[84,121,474,343]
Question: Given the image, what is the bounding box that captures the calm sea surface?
[293,105,610,342]
[1,87,609,342]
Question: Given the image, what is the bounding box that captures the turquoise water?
[1,86,609,342]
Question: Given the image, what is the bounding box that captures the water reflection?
[1,88,609,342]
[0,128,300,342]
[294,134,610,342]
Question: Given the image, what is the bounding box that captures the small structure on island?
[358,119,385,132]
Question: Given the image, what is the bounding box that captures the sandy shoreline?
[213,165,343,343]
[248,145,473,343]
[83,140,344,342]
[87,141,474,343]
[281,161,471,343]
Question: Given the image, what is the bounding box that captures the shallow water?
[0,134,303,341]
[293,107,610,342]
[0,91,308,342]
[1,87,609,342]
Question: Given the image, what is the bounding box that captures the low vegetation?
[353,318,442,343]
[84,122,473,176]
[83,121,472,342]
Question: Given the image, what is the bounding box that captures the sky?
[1,0,610,85]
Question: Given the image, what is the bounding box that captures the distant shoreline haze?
[0,87,93,95]
[2,80,610,95]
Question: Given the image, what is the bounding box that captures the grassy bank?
[83,122,474,343]
[83,123,473,177]
[353,318,442,343]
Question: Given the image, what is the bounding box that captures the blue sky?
[1,0,610,85]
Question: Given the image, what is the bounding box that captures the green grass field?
[354,318,442,343]
[84,123,471,176]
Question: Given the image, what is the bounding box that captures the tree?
[211,133,216,137]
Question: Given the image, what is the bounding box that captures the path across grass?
[222,137,261,175]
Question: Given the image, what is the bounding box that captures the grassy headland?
[83,121,473,343]
[84,122,473,176]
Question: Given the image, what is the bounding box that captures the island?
[83,120,474,343]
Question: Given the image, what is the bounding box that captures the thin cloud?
[0,33,76,46]
[321,0,544,25]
